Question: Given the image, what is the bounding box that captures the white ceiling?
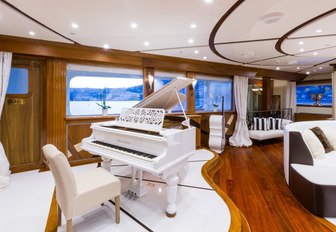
[0,0,336,76]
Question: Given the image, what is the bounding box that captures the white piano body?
[81,77,196,217]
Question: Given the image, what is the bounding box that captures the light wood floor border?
[201,149,251,232]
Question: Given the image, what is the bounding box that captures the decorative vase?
[102,109,108,116]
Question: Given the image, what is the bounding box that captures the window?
[154,71,186,112]
[195,75,232,112]
[296,83,332,107]
[67,64,143,115]
[7,67,29,95]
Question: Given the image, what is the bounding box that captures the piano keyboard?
[92,140,157,161]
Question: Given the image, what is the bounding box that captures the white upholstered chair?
[42,144,121,232]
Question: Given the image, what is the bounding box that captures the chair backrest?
[42,144,77,215]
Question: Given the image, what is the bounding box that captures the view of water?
[69,101,140,115]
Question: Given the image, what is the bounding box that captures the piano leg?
[165,174,179,218]
[102,157,112,172]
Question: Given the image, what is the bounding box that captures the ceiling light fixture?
[306,71,310,75]
[315,29,322,33]
[300,48,304,52]
[204,0,213,3]
[194,50,199,54]
[28,31,35,36]
[103,44,109,49]
[203,56,207,60]
[190,23,197,29]
[144,41,149,46]
[296,67,300,70]
[130,22,138,29]
[71,23,79,29]
[313,52,318,55]
[319,67,323,70]
[276,67,280,70]
[299,41,304,45]
[188,39,194,44]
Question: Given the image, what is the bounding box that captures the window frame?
[7,65,32,98]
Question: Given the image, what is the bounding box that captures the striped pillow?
[268,117,282,130]
[253,117,268,131]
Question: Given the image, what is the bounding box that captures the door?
[0,58,43,171]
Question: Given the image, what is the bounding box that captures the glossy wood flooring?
[214,140,336,232]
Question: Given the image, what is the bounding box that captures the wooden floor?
[214,140,336,232]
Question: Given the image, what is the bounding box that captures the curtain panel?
[285,81,296,119]
[0,52,12,190]
[229,76,252,147]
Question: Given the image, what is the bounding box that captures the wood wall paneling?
[0,35,306,81]
[186,72,196,114]
[262,77,273,110]
[143,67,154,97]
[46,59,67,154]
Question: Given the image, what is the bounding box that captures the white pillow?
[321,128,336,151]
[302,129,325,159]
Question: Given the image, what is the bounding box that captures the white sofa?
[284,120,336,217]
[248,119,292,141]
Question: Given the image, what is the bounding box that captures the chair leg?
[57,204,62,226]
[115,195,120,224]
[66,219,72,232]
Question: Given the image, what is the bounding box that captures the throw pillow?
[321,128,336,150]
[253,117,268,131]
[268,117,282,130]
[302,129,325,159]
[310,127,334,153]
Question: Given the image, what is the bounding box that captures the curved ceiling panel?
[282,36,336,55]
[214,40,281,64]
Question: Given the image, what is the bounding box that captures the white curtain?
[285,81,296,119]
[229,76,252,147]
[0,52,12,190]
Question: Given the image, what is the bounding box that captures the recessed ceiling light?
[296,67,300,70]
[276,67,280,70]
[299,41,304,45]
[71,23,79,29]
[313,52,318,55]
[300,48,304,52]
[103,44,109,49]
[203,56,207,60]
[194,50,199,54]
[306,71,310,75]
[28,31,35,36]
[190,23,197,29]
[144,41,149,46]
[315,29,322,33]
[188,39,194,44]
[319,67,323,69]
[130,22,138,29]
[204,0,213,3]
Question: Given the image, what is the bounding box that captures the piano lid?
[134,76,193,110]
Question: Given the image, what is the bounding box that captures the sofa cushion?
[310,127,334,153]
[249,129,283,140]
[253,117,268,131]
[321,128,336,150]
[302,129,325,159]
[314,151,336,169]
[269,117,282,130]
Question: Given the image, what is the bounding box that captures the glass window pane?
[7,67,29,94]
[67,64,143,115]
[195,76,232,112]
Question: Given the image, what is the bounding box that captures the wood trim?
[201,149,251,231]
[46,59,67,153]
[297,79,331,85]
[0,34,306,81]
[186,72,196,114]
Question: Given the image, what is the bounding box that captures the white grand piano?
[81,76,196,217]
